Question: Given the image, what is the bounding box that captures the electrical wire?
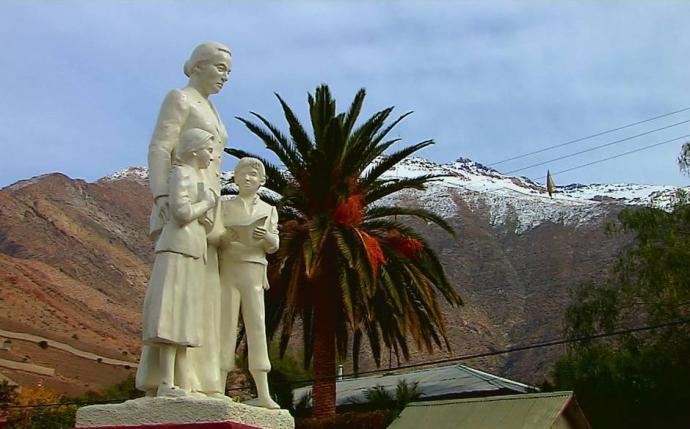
[4,317,688,410]
[322,318,690,383]
[489,106,690,167]
[504,121,690,175]
[533,134,690,181]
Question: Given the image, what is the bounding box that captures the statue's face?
[196,145,214,169]
[195,52,232,95]
[235,165,263,195]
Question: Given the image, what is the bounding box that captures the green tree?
[78,376,143,404]
[679,141,690,176]
[227,85,462,419]
[8,384,76,429]
[552,191,690,428]
[1,380,19,424]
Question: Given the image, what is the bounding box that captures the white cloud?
[1,1,689,187]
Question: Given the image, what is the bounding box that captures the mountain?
[0,170,151,395]
[0,160,685,395]
[373,157,682,380]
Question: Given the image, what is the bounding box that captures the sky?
[2,1,690,188]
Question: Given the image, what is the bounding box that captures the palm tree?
[350,379,422,425]
[226,85,462,419]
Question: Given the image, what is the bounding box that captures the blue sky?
[2,1,690,187]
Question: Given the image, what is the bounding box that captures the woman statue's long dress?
[136,42,231,397]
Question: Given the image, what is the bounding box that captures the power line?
[5,317,688,410]
[330,318,690,383]
[489,106,690,167]
[534,134,690,181]
[504,120,690,175]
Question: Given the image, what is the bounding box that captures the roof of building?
[292,364,534,407]
[388,391,591,429]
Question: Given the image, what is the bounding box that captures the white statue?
[219,158,280,409]
[75,43,296,429]
[137,42,230,398]
[139,128,218,397]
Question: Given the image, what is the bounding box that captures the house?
[292,363,535,407]
[388,391,591,429]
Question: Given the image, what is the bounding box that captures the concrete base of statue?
[75,396,294,429]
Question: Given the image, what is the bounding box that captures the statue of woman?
[137,42,230,398]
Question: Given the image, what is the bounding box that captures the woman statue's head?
[184,42,232,96]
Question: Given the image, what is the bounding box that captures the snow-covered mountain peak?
[452,157,502,176]
[381,156,684,207]
[99,167,149,183]
[377,156,688,233]
[98,157,688,234]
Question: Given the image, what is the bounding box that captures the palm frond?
[364,174,445,204]
[345,107,395,173]
[360,140,435,188]
[355,137,401,170]
[234,117,300,172]
[371,111,413,147]
[343,88,366,139]
[275,93,314,160]
[250,111,299,156]
[364,206,456,237]
[309,85,337,150]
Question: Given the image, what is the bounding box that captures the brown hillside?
[0,172,152,395]
[0,169,630,395]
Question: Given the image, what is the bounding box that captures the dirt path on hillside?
[0,329,137,368]
[0,358,55,376]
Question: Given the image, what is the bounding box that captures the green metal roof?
[292,364,533,407]
[389,391,588,429]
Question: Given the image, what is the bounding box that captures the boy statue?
[219,157,280,409]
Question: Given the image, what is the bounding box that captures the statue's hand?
[155,195,170,223]
[203,189,217,209]
[252,226,267,240]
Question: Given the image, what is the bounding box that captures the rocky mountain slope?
[0,159,685,394]
[376,157,685,378]
[0,171,151,394]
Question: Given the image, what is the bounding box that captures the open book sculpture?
[226,215,268,246]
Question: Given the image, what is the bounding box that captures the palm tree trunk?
[311,264,337,420]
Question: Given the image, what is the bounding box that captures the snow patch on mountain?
[380,157,687,233]
[100,157,688,234]
[100,167,149,183]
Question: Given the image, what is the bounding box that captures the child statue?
[138,128,218,397]
[219,157,280,409]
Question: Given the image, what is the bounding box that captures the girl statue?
[138,128,218,397]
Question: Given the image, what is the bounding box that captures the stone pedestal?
[75,397,294,429]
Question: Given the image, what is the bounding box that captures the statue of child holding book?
[219,157,280,409]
